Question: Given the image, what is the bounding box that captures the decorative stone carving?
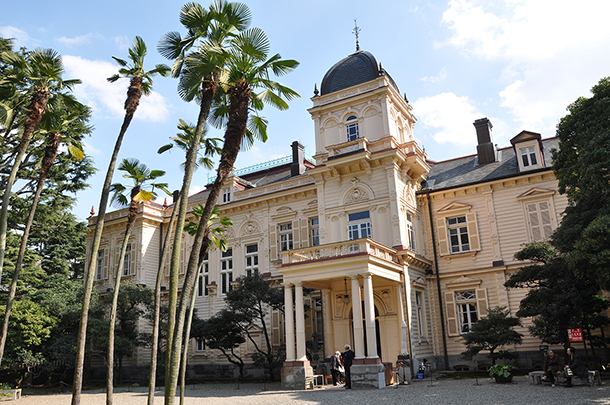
[241,221,261,236]
[345,187,370,204]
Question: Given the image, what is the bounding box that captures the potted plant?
[489,363,517,383]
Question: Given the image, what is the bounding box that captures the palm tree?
[158,3,250,402]
[164,27,299,398]
[179,205,230,405]
[0,95,89,365]
[106,158,169,405]
[71,37,169,405]
[0,48,81,293]
[157,119,221,171]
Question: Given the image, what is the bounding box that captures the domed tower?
[308,49,420,165]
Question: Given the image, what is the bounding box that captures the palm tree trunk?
[106,200,138,405]
[165,72,219,405]
[166,80,250,404]
[148,196,180,405]
[179,268,201,405]
[72,76,142,405]
[0,88,49,293]
[0,130,59,365]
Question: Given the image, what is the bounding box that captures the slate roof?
[320,50,400,95]
[421,137,559,191]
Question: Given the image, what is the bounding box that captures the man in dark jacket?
[342,344,355,389]
[565,347,588,387]
[543,349,563,386]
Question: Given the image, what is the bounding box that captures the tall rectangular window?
[279,223,293,251]
[96,250,104,280]
[196,338,205,351]
[122,244,131,276]
[348,211,371,240]
[406,213,416,251]
[526,201,553,241]
[221,248,233,294]
[198,253,209,297]
[245,244,258,277]
[447,216,469,253]
[416,291,424,336]
[456,290,478,334]
[310,218,320,246]
[520,146,538,167]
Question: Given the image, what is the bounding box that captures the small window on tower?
[346,115,359,142]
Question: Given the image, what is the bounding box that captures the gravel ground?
[9,375,610,405]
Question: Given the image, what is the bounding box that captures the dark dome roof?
[320,50,399,96]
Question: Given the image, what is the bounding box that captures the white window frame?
[245,243,258,277]
[348,210,371,240]
[406,212,416,251]
[520,146,538,168]
[223,188,231,203]
[416,291,425,336]
[346,115,360,142]
[447,216,470,253]
[279,223,293,251]
[196,338,205,352]
[220,248,233,295]
[197,253,209,297]
[96,250,104,280]
[310,217,320,246]
[455,290,478,334]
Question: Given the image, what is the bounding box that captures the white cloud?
[188,185,204,197]
[62,55,170,123]
[440,0,610,132]
[412,92,482,145]
[420,68,447,84]
[113,36,130,50]
[56,33,96,48]
[0,26,34,47]
[82,140,102,156]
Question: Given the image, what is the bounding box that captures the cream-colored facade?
[88,50,566,388]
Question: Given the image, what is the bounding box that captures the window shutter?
[300,219,309,248]
[527,203,542,241]
[466,213,480,251]
[165,245,173,276]
[538,202,553,239]
[436,218,450,256]
[476,288,488,317]
[292,219,300,248]
[129,243,135,276]
[269,224,277,260]
[272,310,281,346]
[444,292,459,336]
[115,246,121,279]
[180,238,186,275]
[103,248,110,280]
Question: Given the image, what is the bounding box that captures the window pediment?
[446,275,482,289]
[271,206,298,220]
[516,187,555,201]
[437,202,472,215]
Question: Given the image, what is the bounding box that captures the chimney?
[172,190,180,203]
[291,141,305,176]
[473,118,496,164]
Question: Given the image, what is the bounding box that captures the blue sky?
[2,0,610,221]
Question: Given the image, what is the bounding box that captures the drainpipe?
[426,191,449,370]
[400,269,415,379]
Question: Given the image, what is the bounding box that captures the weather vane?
[353,18,361,51]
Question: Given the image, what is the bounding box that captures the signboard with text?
[568,328,583,342]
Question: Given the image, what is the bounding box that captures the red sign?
[568,328,583,342]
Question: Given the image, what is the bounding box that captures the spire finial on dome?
[314,83,319,96]
[353,18,361,51]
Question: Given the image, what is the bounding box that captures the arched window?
[346,115,359,142]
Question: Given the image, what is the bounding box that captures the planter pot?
[494,375,513,384]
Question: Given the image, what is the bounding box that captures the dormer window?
[223,188,231,203]
[346,115,359,142]
[520,147,538,167]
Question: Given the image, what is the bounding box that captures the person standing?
[330,351,343,386]
[543,349,563,387]
[565,347,588,387]
[342,344,355,389]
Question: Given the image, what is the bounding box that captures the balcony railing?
[281,238,399,265]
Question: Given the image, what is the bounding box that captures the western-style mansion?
[87,48,567,389]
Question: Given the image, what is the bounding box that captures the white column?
[396,284,408,355]
[351,276,365,359]
[283,283,295,361]
[295,283,307,361]
[363,273,378,358]
[322,289,334,359]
